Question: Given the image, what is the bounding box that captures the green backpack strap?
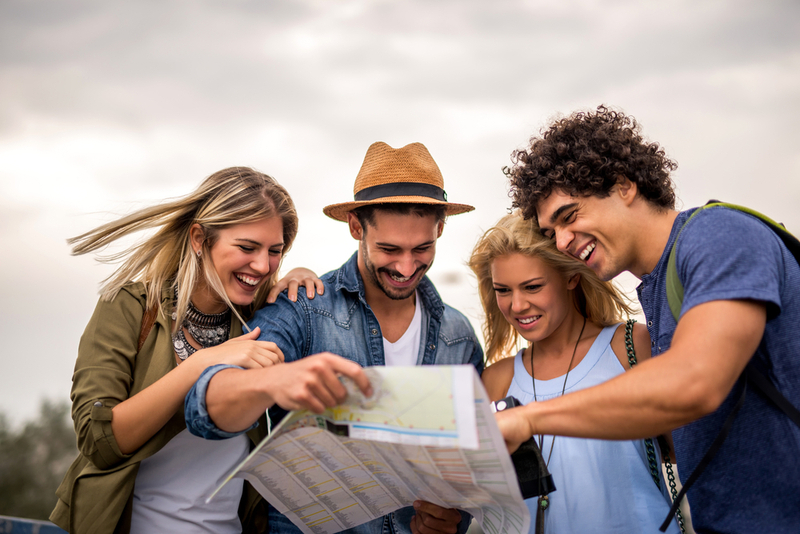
[665,200,800,322]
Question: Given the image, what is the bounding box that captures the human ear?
[615,176,638,206]
[347,212,364,241]
[567,273,581,290]
[436,220,444,238]
[189,223,206,254]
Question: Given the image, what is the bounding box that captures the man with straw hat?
[186,142,483,534]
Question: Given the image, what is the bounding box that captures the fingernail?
[413,501,420,509]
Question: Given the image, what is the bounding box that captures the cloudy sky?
[1,0,798,425]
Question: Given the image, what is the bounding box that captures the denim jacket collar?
[335,252,445,320]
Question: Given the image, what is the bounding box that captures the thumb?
[240,326,261,339]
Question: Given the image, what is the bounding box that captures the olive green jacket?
[50,282,268,533]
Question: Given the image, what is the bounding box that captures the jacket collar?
[335,252,444,320]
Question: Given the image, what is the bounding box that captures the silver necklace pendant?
[170,286,232,360]
[186,321,230,348]
[184,299,231,349]
[172,328,195,361]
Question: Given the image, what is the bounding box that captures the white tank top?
[130,429,249,533]
[506,324,680,534]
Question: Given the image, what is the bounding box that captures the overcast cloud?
[1,0,799,425]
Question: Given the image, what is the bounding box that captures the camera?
[491,395,556,500]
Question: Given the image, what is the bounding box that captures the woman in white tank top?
[469,212,681,534]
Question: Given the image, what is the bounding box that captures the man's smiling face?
[351,210,443,301]
[535,188,633,281]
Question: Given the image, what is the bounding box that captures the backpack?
[657,201,800,532]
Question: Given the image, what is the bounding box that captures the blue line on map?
[351,424,457,438]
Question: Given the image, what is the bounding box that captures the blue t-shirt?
[638,207,800,534]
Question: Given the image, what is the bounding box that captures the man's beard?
[363,250,429,301]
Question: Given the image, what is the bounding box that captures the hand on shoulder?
[267,267,324,303]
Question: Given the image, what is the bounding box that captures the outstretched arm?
[203,352,373,433]
[497,299,766,451]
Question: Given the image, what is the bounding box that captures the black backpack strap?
[659,375,749,532]
[746,366,800,428]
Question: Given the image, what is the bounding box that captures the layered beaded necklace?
[529,316,586,534]
[171,287,231,361]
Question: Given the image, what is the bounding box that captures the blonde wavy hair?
[468,212,634,364]
[69,167,298,331]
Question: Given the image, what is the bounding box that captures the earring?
[196,250,202,259]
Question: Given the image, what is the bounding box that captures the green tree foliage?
[0,400,77,520]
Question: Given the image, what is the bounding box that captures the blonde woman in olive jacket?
[51,167,369,533]
[51,282,272,533]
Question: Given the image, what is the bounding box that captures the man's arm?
[185,293,309,437]
[205,353,372,433]
[497,299,766,451]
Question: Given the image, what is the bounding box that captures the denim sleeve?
[184,363,257,440]
[469,338,485,376]
[252,292,310,364]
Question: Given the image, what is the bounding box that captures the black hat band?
[354,182,447,202]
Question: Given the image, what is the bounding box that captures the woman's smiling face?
[490,252,578,343]
[191,216,284,312]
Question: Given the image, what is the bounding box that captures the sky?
[1,0,799,426]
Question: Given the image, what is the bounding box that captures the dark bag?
[490,396,556,500]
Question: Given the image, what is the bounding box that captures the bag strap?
[666,200,800,323]
[659,377,748,531]
[625,320,686,534]
[624,320,661,488]
[745,365,800,427]
[137,305,159,353]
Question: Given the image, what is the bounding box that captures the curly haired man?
[497,106,800,534]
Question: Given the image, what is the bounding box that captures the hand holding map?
[212,365,531,534]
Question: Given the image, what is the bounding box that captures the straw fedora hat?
[323,141,475,222]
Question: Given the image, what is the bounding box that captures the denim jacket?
[186,253,483,534]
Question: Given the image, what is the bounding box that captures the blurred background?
[1,0,799,520]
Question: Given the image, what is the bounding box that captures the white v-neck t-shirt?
[382,291,422,366]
